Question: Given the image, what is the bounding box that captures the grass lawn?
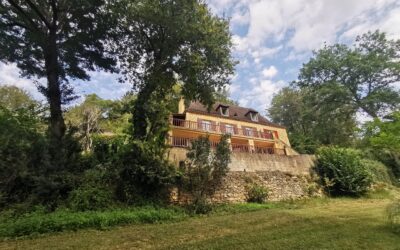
[1,197,399,250]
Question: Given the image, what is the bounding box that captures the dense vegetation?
[0,0,399,240]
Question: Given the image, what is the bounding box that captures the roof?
[184,101,285,129]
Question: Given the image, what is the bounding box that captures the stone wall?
[168,148,319,203]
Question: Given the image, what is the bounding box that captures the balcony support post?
[248,139,255,153]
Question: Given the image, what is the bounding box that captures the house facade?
[169,99,297,155]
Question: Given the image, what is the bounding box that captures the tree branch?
[6,0,40,31]
[6,21,31,31]
[24,0,52,28]
[50,0,57,27]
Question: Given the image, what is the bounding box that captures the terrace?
[170,118,276,140]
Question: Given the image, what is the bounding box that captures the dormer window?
[249,112,258,122]
[217,105,229,117]
[220,106,229,116]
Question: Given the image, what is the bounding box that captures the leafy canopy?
[115,0,235,139]
[297,30,400,118]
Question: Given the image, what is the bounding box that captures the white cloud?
[227,0,400,55]
[235,79,287,112]
[262,66,278,79]
[0,62,130,102]
[0,63,45,100]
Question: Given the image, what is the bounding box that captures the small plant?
[246,183,269,203]
[386,200,400,233]
[305,182,319,196]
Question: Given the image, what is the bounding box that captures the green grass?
[1,197,399,249]
[0,206,187,238]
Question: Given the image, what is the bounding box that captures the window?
[201,120,212,131]
[250,112,258,122]
[220,106,229,116]
[225,124,234,134]
[244,127,253,136]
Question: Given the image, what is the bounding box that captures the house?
[169,99,297,155]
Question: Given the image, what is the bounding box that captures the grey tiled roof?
[185,101,285,128]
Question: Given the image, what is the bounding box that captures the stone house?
[167,99,317,202]
[168,99,298,156]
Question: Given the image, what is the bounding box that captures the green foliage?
[364,112,400,152]
[92,134,127,164]
[116,0,235,140]
[246,183,269,203]
[0,106,48,206]
[0,86,38,111]
[0,206,187,238]
[361,159,395,185]
[268,86,357,152]
[213,87,238,105]
[67,166,117,211]
[0,0,118,143]
[304,182,320,196]
[297,30,400,119]
[180,134,231,213]
[315,147,372,196]
[65,94,133,151]
[386,200,400,233]
[117,141,177,204]
[68,187,113,212]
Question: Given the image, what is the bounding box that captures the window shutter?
[273,131,279,139]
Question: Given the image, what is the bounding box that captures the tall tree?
[268,86,357,153]
[296,31,400,118]
[116,0,235,141]
[0,0,117,152]
[0,85,37,110]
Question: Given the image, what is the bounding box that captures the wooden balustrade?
[171,118,276,140]
[231,143,250,153]
[169,137,285,155]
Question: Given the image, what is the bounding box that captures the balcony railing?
[169,136,285,155]
[169,136,219,148]
[171,118,275,140]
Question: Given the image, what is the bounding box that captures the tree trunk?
[44,31,66,147]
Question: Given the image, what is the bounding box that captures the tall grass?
[0,206,187,238]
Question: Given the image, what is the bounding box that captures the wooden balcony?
[168,136,285,155]
[170,118,275,141]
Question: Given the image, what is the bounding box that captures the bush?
[117,140,177,204]
[362,159,395,185]
[68,187,113,211]
[386,200,400,233]
[316,147,372,196]
[185,199,213,215]
[246,183,269,203]
[180,135,231,214]
[0,206,187,238]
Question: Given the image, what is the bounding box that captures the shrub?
[68,187,113,211]
[117,140,177,204]
[362,159,395,185]
[315,147,372,196]
[386,200,400,233]
[246,183,269,203]
[180,134,231,214]
[305,182,320,196]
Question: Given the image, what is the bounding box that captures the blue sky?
[1,0,400,114]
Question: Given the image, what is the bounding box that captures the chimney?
[178,97,185,114]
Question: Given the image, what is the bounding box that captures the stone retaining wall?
[168,148,319,202]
